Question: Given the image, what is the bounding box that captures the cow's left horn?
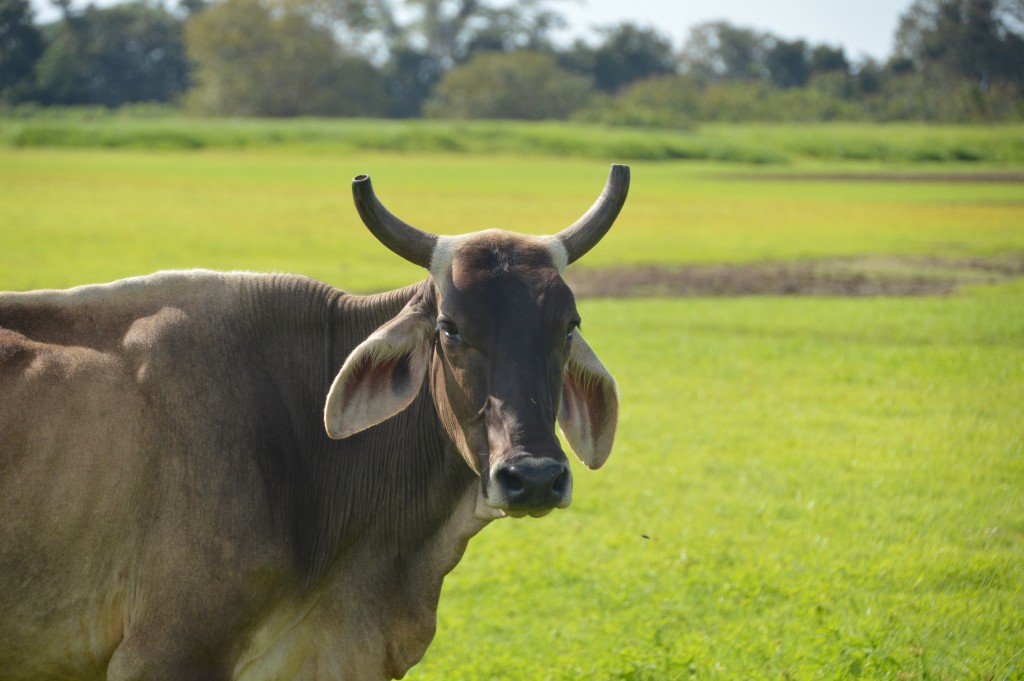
[352,174,437,269]
[555,164,630,265]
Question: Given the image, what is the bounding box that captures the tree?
[382,45,443,117]
[766,38,810,88]
[680,21,769,83]
[458,0,564,57]
[894,0,1024,86]
[34,1,189,106]
[562,22,676,93]
[185,0,388,116]
[291,0,562,65]
[424,50,590,119]
[0,0,43,102]
[810,44,849,74]
[284,0,565,116]
[680,21,858,90]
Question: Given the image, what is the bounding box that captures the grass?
[1,126,1023,679]
[412,287,1024,680]
[2,111,1024,164]
[2,149,1023,291]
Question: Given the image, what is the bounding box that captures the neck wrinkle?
[310,279,478,583]
[240,275,479,588]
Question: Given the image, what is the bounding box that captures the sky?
[29,0,913,63]
[554,0,912,62]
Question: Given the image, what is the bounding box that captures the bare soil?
[723,172,1024,183]
[565,255,1024,299]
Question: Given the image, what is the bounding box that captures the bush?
[865,70,1024,123]
[574,75,700,129]
[424,51,591,120]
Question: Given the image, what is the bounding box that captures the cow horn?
[555,164,630,265]
[352,174,438,269]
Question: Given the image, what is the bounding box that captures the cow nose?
[491,458,571,512]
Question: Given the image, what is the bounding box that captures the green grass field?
[3,111,1024,164]
[1,121,1022,679]
[418,290,1024,680]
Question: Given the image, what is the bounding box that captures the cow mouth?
[505,508,555,519]
[473,488,562,520]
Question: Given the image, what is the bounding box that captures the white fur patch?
[427,234,462,295]
[539,235,569,272]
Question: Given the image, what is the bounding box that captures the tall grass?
[2,111,1024,164]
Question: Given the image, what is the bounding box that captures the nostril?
[495,466,525,495]
[551,468,569,497]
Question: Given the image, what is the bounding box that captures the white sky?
[554,0,912,61]
[30,0,912,62]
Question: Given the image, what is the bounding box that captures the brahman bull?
[0,165,628,680]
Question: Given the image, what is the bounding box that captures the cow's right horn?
[554,164,630,265]
[352,174,437,269]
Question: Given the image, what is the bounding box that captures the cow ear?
[324,312,433,439]
[557,333,619,470]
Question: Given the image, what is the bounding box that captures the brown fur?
[0,229,617,680]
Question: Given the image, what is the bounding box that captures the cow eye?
[437,319,461,342]
[566,318,581,342]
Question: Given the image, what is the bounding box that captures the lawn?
[414,288,1024,680]
[1,128,1022,679]
[2,147,1023,290]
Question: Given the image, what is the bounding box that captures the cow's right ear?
[324,312,433,439]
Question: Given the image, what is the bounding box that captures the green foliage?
[0,146,1021,679]
[588,71,1023,126]
[561,22,676,94]
[574,76,700,130]
[0,0,43,103]
[880,0,1024,123]
[869,69,1024,122]
[424,51,591,120]
[668,2,1024,123]
[184,0,388,117]
[286,0,566,116]
[765,38,811,88]
[894,0,1024,87]
[34,1,189,107]
[681,21,770,84]
[397,0,563,64]
[383,46,444,118]
[9,0,1024,123]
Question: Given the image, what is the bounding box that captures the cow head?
[324,166,627,519]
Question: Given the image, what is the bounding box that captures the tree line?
[1,0,1022,123]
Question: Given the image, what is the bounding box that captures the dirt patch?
[565,255,1024,299]
[724,172,1024,183]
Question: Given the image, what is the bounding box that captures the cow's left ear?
[324,311,433,439]
[557,333,619,469]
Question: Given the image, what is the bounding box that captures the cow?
[0,164,628,681]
